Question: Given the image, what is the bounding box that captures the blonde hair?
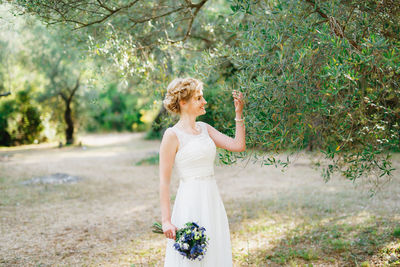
[163,77,203,115]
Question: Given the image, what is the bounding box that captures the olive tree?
[199,0,399,191]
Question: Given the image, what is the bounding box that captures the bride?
[159,77,245,266]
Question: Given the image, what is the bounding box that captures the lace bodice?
[169,121,216,180]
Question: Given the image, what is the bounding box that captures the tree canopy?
[5,0,400,192]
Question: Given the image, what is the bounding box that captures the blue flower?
[179,251,186,257]
[173,221,208,261]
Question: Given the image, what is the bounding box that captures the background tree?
[23,20,89,145]
[10,0,233,99]
[0,33,12,98]
[84,82,147,132]
[12,85,43,145]
[0,5,45,145]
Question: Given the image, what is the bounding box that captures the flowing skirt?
[164,176,232,267]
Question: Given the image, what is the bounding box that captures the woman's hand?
[162,221,178,240]
[232,90,244,114]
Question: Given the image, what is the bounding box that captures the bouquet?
[152,221,209,261]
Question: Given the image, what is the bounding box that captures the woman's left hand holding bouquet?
[163,221,178,240]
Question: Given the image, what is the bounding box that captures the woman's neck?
[177,114,198,131]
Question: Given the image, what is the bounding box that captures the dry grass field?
[0,132,399,266]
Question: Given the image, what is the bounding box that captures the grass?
[2,172,399,266]
[394,227,400,238]
[227,197,400,266]
[0,178,89,207]
[268,248,319,263]
[135,153,159,166]
[1,134,399,266]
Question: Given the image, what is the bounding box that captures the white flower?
[182,243,189,250]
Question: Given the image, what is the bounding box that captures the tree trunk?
[64,100,74,145]
[59,76,80,145]
[307,136,314,152]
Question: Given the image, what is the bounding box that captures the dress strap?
[197,121,207,134]
[169,126,188,151]
[198,121,208,137]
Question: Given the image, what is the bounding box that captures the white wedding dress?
[164,121,233,266]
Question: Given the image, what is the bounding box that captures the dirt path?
[0,133,399,266]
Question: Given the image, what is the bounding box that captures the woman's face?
[181,89,207,116]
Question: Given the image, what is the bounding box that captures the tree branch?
[0,92,11,97]
[188,34,213,46]
[129,6,186,25]
[33,0,141,30]
[59,91,68,102]
[95,0,114,13]
[168,0,208,44]
[73,3,128,30]
[14,0,210,47]
[69,75,81,101]
[305,0,360,50]
[343,5,356,32]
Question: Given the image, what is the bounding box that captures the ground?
[0,132,399,266]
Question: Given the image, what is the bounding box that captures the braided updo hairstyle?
[163,77,203,115]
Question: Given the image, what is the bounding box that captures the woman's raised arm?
[205,121,246,152]
[204,89,246,152]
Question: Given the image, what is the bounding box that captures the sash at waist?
[180,174,215,182]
